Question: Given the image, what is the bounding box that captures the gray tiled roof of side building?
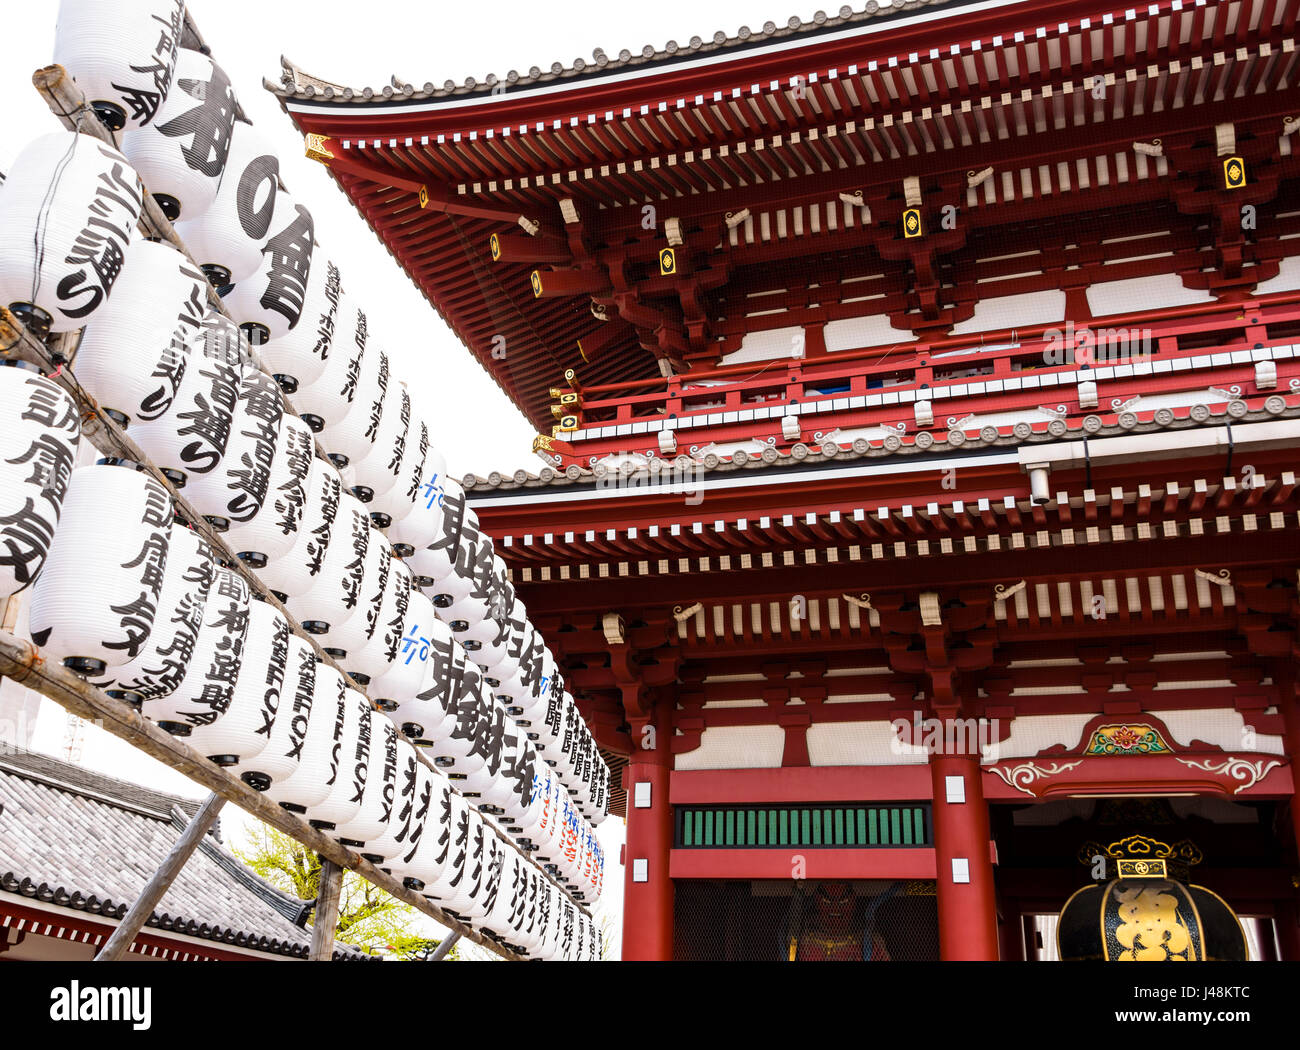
[0,747,373,961]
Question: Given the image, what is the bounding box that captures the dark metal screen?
[673,879,940,961]
[676,803,931,848]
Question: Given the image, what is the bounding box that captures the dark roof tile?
[0,748,373,961]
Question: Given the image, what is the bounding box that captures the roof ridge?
[272,1,964,105]
[0,747,200,823]
[170,808,318,928]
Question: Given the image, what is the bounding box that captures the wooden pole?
[429,931,460,961]
[95,792,227,961]
[309,858,344,961]
[0,628,522,959]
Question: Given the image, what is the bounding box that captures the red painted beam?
[669,846,937,881]
[670,765,932,804]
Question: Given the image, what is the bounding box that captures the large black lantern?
[1057,835,1248,962]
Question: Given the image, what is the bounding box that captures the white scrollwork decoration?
[1174,757,1282,794]
[988,760,1083,797]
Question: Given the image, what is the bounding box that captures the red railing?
[536,292,1300,467]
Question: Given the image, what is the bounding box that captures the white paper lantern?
[0,132,143,335]
[183,367,282,531]
[364,737,425,868]
[54,0,185,131]
[427,804,491,920]
[333,708,400,856]
[386,424,447,556]
[369,404,424,532]
[257,457,339,600]
[234,631,315,790]
[429,664,498,775]
[377,749,440,884]
[175,123,283,287]
[183,597,290,768]
[129,311,245,485]
[457,700,510,805]
[292,292,368,433]
[520,869,548,955]
[392,616,464,742]
[302,685,369,831]
[591,758,610,825]
[366,587,437,709]
[494,622,541,710]
[532,773,567,865]
[220,190,317,344]
[352,382,411,521]
[346,551,413,688]
[494,732,539,824]
[283,490,369,642]
[30,461,172,675]
[431,512,496,615]
[120,49,237,222]
[0,362,81,599]
[532,883,558,960]
[482,847,524,941]
[72,240,205,430]
[347,537,401,685]
[142,566,250,735]
[470,725,526,819]
[222,411,313,568]
[96,522,215,703]
[442,551,512,655]
[251,257,341,395]
[394,770,455,890]
[408,479,475,602]
[415,783,472,902]
[320,345,390,471]
[515,765,555,847]
[264,659,345,816]
[312,504,387,660]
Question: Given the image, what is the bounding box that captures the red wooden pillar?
[622,698,674,960]
[929,743,1000,960]
[1269,661,1300,961]
[1277,665,1300,869]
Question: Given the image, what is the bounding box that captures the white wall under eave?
[1150,708,1285,755]
[983,713,1098,762]
[1086,273,1215,316]
[948,289,1065,335]
[824,314,914,351]
[1253,255,1300,296]
[718,325,804,366]
[806,721,929,766]
[674,726,785,770]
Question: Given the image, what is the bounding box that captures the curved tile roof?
[0,748,372,961]
[270,0,969,104]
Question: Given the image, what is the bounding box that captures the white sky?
[2,0,800,959]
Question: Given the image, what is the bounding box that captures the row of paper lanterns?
[0,182,609,905]
[57,0,609,837]
[0,387,601,954]
[0,0,612,947]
